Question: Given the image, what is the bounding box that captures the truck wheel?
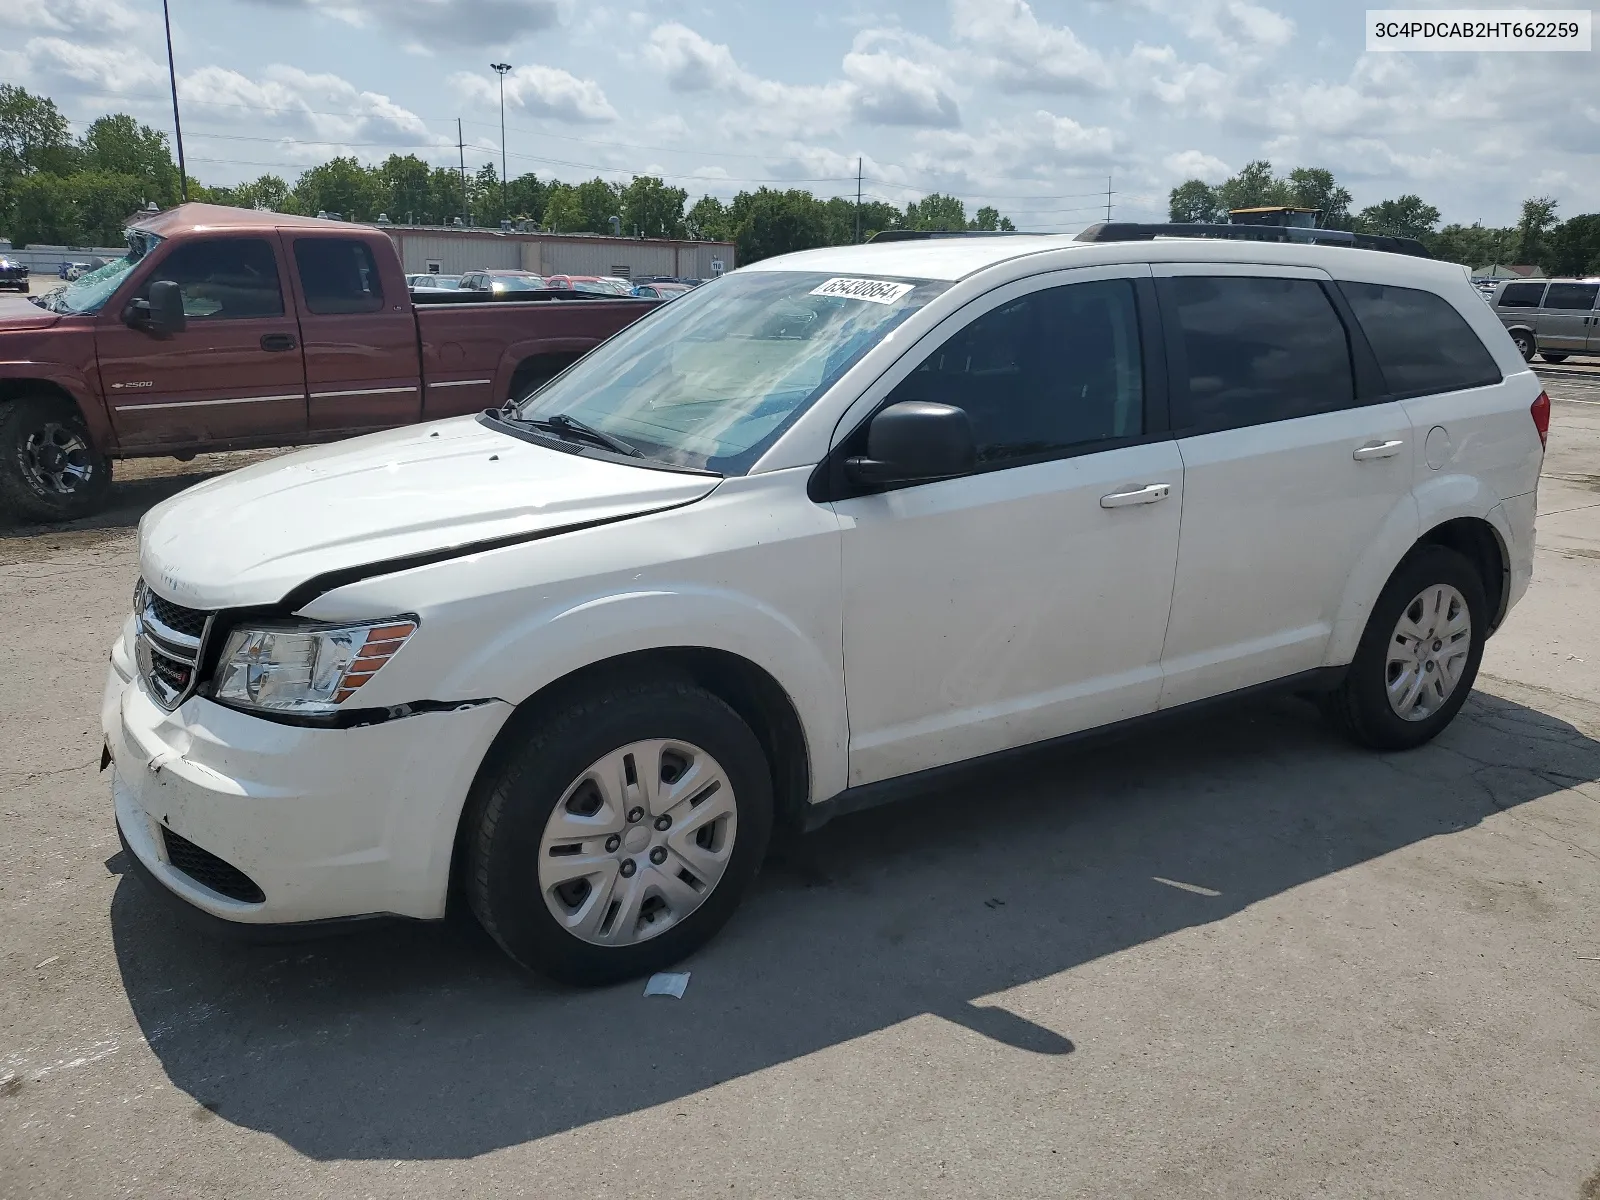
[1510,330,1536,361]
[1540,353,1568,364]
[465,676,773,985]
[0,395,112,523]
[1322,545,1487,752]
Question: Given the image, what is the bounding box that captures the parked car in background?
[546,275,635,296]
[104,228,1542,985]
[633,282,691,300]
[1490,277,1600,362]
[0,256,28,291]
[60,260,96,281]
[458,269,546,294]
[0,203,660,521]
[409,273,462,290]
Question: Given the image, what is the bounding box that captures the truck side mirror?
[124,279,187,337]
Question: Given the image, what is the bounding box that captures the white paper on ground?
[643,971,691,998]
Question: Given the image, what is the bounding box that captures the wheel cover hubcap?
[1385,583,1472,722]
[536,738,737,947]
[20,422,95,496]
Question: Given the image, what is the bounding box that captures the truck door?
[95,234,307,449]
[287,233,422,432]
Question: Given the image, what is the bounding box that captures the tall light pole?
[490,63,512,222]
[162,0,188,203]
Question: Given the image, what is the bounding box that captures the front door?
[96,234,306,449]
[287,234,421,432]
[834,270,1183,787]
[1537,282,1600,353]
[1153,267,1416,709]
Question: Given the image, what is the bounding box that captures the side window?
[1543,283,1600,310]
[1161,275,1353,433]
[1497,282,1546,308]
[144,237,284,319]
[884,278,1144,465]
[1338,281,1502,398]
[293,238,384,315]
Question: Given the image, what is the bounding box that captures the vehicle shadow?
[107,686,1598,1160]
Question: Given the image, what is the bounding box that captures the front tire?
[1324,545,1487,751]
[466,677,774,985]
[0,395,112,523]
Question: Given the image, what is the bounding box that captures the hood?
[0,295,61,331]
[139,415,721,610]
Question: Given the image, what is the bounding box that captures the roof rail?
[866,230,1032,243]
[1075,221,1432,259]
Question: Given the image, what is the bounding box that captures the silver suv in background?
[1491,277,1600,362]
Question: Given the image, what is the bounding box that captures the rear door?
[1154,266,1416,709]
[95,234,306,449]
[287,233,421,432]
[1537,282,1600,353]
[1493,281,1546,334]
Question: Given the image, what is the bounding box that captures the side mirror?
[845,400,975,487]
[123,279,186,337]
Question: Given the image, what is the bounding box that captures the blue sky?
[3,0,1595,230]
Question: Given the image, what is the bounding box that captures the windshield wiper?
[520,412,642,458]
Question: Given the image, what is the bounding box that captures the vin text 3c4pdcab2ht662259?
[103,227,1545,985]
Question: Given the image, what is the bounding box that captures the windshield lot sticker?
[809,277,916,305]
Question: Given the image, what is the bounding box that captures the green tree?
[505,172,549,225]
[79,113,179,205]
[726,187,830,262]
[620,175,687,238]
[544,177,622,234]
[1514,196,1559,266]
[1355,194,1442,241]
[1546,213,1600,277]
[0,85,77,179]
[292,156,380,221]
[904,192,967,232]
[428,166,468,225]
[1212,160,1291,214]
[685,194,730,241]
[1285,167,1353,228]
[376,154,431,223]
[1168,179,1219,222]
[1429,222,1516,270]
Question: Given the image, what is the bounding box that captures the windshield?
[44,229,161,315]
[511,269,948,473]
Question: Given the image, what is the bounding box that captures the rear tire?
[1323,545,1487,751]
[1510,330,1536,362]
[466,677,774,985]
[0,395,112,523]
[1540,352,1569,364]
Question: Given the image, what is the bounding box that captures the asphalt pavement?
[1,371,1597,1198]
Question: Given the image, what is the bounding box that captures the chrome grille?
[134,579,214,711]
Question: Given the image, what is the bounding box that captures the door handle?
[1352,439,1404,461]
[1100,483,1171,508]
[260,333,297,352]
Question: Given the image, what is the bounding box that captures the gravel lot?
[2,373,1598,1199]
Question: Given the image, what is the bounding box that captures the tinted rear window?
[293,238,384,315]
[1497,282,1546,308]
[1161,276,1354,433]
[1543,283,1600,311]
[1339,282,1502,398]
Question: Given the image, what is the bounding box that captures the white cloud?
[1136,0,1295,55]
[23,38,169,97]
[452,65,617,124]
[240,0,563,46]
[0,0,141,41]
[914,109,1116,184]
[1164,149,1231,182]
[842,43,960,128]
[949,0,1112,93]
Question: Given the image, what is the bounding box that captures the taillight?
[1531,390,1550,449]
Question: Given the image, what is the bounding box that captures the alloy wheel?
[536,738,738,946]
[1385,583,1472,722]
[20,421,97,496]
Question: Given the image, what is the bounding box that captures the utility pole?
[491,63,512,222]
[161,0,188,203]
[1105,175,1113,222]
[855,157,862,243]
[457,118,468,226]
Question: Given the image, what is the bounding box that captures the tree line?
[0,86,1014,265]
[1170,160,1600,275]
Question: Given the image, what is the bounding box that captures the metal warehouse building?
[378,225,735,280]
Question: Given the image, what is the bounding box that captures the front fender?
[0,360,113,450]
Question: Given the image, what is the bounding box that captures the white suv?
[104,233,1546,984]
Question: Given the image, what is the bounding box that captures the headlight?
[212,618,417,715]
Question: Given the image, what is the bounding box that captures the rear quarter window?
[1496,282,1546,308]
[1338,281,1502,398]
[293,238,385,315]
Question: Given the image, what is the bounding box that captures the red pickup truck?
[0,204,660,521]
